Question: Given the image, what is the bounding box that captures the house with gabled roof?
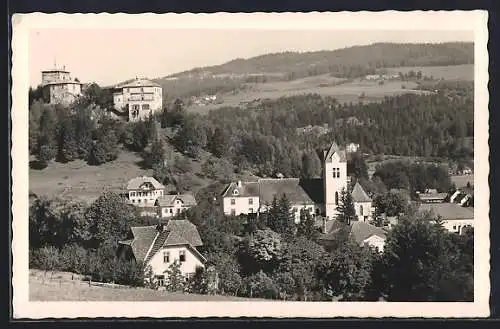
[317,220,387,252]
[221,141,373,223]
[126,176,165,208]
[117,219,205,287]
[418,203,474,234]
[155,193,197,218]
[112,77,163,122]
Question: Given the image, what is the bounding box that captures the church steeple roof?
[324,141,347,162]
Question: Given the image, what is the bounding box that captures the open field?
[29,150,152,203]
[29,270,260,301]
[385,64,474,81]
[187,77,425,114]
[185,64,472,114]
[451,174,474,188]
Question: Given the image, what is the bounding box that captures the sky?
[29,29,474,87]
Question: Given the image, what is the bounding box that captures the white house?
[346,143,360,153]
[418,203,474,234]
[126,176,165,207]
[156,194,197,218]
[318,220,387,253]
[113,78,163,122]
[117,220,206,287]
[350,221,387,252]
[221,141,362,223]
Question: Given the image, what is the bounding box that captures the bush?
[30,246,62,275]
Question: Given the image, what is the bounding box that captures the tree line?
[166,92,472,179]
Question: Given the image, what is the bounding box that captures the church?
[221,141,374,223]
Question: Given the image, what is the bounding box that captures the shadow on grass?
[29,160,48,170]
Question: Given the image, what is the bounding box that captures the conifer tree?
[336,187,356,225]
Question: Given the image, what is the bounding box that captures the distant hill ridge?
[161,42,474,79]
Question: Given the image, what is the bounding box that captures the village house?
[417,191,449,203]
[112,77,163,122]
[117,220,206,287]
[418,203,474,234]
[41,64,82,105]
[345,143,360,153]
[156,193,197,218]
[318,219,387,252]
[449,187,474,207]
[126,176,165,207]
[221,141,373,223]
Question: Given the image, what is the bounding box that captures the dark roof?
[164,219,203,247]
[258,178,315,205]
[221,181,259,198]
[127,176,164,190]
[349,221,386,244]
[323,141,347,162]
[351,182,372,202]
[127,226,158,262]
[418,203,474,221]
[318,220,386,243]
[118,220,203,263]
[156,194,196,207]
[299,178,324,204]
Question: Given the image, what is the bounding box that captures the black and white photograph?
[11,11,489,318]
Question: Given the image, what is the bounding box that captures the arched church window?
[335,192,339,205]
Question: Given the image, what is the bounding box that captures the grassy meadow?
[29,270,257,301]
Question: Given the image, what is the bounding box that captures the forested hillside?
[166,42,473,78]
[149,42,473,101]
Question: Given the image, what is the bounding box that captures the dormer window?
[233,189,239,196]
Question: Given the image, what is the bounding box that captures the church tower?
[323,141,348,220]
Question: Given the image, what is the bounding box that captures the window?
[335,192,339,205]
[332,168,340,178]
[130,192,135,197]
[453,225,456,230]
[231,198,236,205]
[163,252,170,263]
[179,250,186,262]
[177,208,180,214]
[231,209,236,216]
[169,208,173,214]
[132,104,140,110]
[360,205,364,216]
[249,208,254,213]
[249,198,253,205]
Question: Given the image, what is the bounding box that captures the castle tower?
[323,141,348,220]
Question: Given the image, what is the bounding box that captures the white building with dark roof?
[221,141,372,223]
[113,77,163,122]
[117,220,205,287]
[126,176,165,207]
[418,203,474,234]
[155,194,197,218]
